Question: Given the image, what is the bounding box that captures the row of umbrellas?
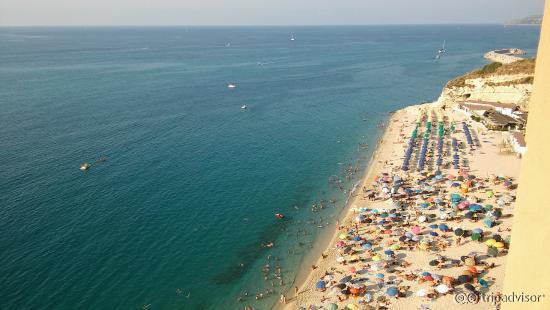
[436,122,444,167]
[401,125,418,171]
[452,138,459,169]
[463,122,474,146]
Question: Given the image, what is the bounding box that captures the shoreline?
[274,108,403,309]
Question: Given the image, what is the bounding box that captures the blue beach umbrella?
[386,287,398,297]
[316,280,326,289]
[362,243,372,250]
[376,273,385,279]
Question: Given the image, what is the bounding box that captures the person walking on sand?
[280,294,286,304]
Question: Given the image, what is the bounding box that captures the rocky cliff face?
[434,59,535,110]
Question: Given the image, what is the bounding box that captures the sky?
[0,0,545,26]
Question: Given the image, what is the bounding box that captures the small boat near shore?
[241,105,248,110]
[80,163,91,171]
[275,213,285,219]
[227,83,237,89]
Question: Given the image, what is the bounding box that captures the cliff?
[436,59,536,109]
[507,15,543,25]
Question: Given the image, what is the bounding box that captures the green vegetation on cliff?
[446,58,536,88]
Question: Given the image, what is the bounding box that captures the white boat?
[80,163,91,171]
[290,35,295,41]
[435,40,446,59]
[437,40,447,54]
[227,83,237,89]
[241,105,248,110]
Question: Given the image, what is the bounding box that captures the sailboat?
[438,40,447,54]
[290,34,295,41]
[435,40,447,59]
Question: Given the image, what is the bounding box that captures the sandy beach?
[276,102,521,310]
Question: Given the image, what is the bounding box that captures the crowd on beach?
[282,106,518,310]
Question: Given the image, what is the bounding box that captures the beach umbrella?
[384,250,395,256]
[429,224,438,229]
[340,275,352,283]
[323,274,334,282]
[464,257,475,267]
[352,236,361,242]
[435,284,450,294]
[316,280,326,290]
[372,255,381,262]
[483,218,493,228]
[492,234,502,242]
[345,304,359,310]
[457,275,472,284]
[464,283,477,293]
[479,278,489,288]
[375,273,385,279]
[485,239,497,247]
[339,233,348,240]
[348,266,357,273]
[416,289,428,297]
[464,212,474,219]
[454,228,464,236]
[430,231,439,237]
[336,256,345,263]
[469,204,483,212]
[487,246,499,257]
[438,223,449,231]
[336,241,346,248]
[350,255,360,262]
[418,215,427,223]
[429,259,439,266]
[362,242,372,250]
[386,287,398,297]
[412,235,422,242]
[473,228,483,234]
[412,226,421,235]
[495,242,505,248]
[471,233,481,241]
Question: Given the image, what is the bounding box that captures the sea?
[0,25,540,310]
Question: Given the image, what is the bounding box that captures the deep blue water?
[0,25,540,309]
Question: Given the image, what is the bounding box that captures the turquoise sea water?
[0,25,540,309]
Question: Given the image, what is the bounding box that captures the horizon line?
[1,22,538,28]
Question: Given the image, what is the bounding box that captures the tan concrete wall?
[502,2,550,309]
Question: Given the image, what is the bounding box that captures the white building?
[508,131,527,157]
